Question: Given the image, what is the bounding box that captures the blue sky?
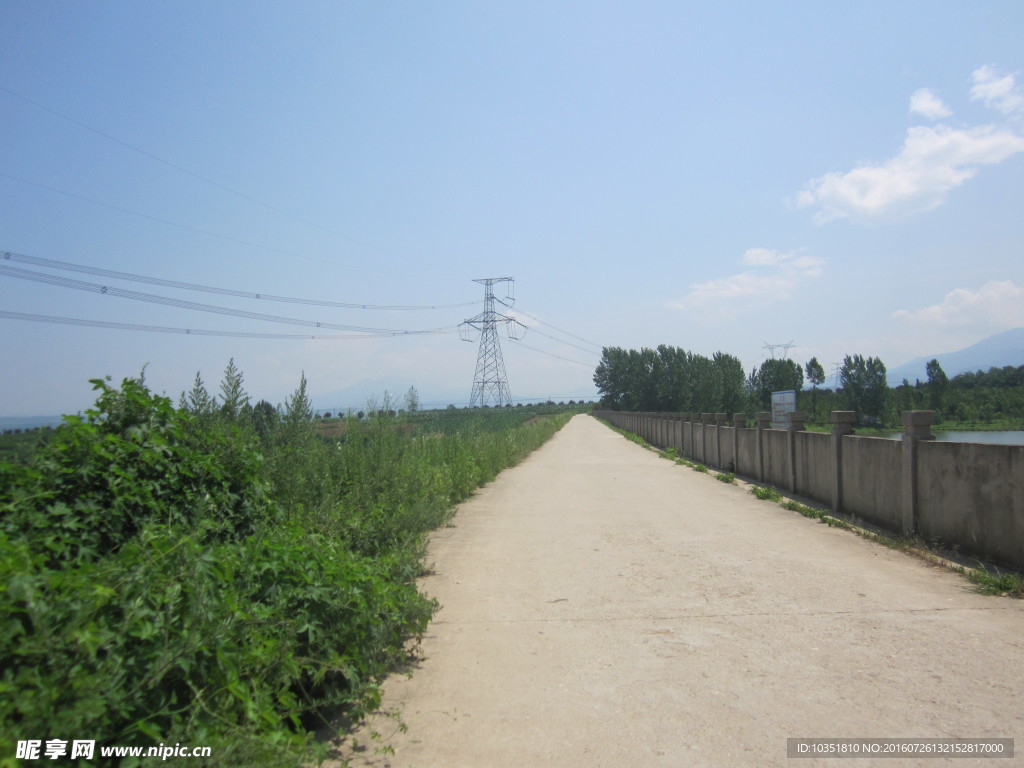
[2,1,1023,415]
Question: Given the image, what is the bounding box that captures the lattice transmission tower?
[763,340,795,360]
[459,277,526,407]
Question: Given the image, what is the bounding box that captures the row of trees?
[592,346,747,414]
[593,346,969,427]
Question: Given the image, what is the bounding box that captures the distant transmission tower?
[460,277,526,407]
[763,340,795,360]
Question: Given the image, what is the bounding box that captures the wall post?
[700,413,713,464]
[691,413,700,460]
[786,411,807,493]
[755,411,771,482]
[732,413,745,474]
[901,410,935,535]
[715,413,727,469]
[830,411,855,515]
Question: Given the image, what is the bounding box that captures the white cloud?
[909,88,952,119]
[671,249,823,313]
[740,247,783,266]
[970,65,1024,116]
[796,124,1024,223]
[893,280,1024,329]
[796,66,1024,224]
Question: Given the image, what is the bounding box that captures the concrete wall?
[705,426,720,468]
[917,441,1024,569]
[737,429,758,477]
[839,436,903,531]
[762,430,789,488]
[593,409,1024,571]
[795,431,832,502]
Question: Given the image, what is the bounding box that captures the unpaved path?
[329,414,1023,767]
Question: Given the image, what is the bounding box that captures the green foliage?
[218,357,250,420]
[694,464,709,473]
[1,377,276,567]
[282,371,313,427]
[593,345,748,414]
[750,485,782,501]
[805,357,826,422]
[180,371,216,417]
[805,357,826,388]
[925,359,948,412]
[0,370,573,765]
[715,472,736,484]
[840,354,889,425]
[0,428,50,465]
[404,386,420,413]
[967,566,1024,598]
[750,358,804,410]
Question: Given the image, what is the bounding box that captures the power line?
[506,337,596,369]
[515,324,602,357]
[0,264,454,335]
[2,251,477,311]
[495,298,602,350]
[0,310,455,340]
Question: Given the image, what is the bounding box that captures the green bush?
[1,378,276,567]
[750,485,782,502]
[0,373,572,765]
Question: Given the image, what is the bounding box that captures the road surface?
[328,414,1023,767]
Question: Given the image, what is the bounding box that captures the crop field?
[0,372,584,766]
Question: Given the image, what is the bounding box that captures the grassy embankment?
[0,374,580,766]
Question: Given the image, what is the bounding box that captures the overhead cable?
[0,310,454,340]
[507,337,596,369]
[517,324,603,356]
[2,251,477,310]
[496,298,603,350]
[0,264,453,335]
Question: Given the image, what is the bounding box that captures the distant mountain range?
[888,327,1024,385]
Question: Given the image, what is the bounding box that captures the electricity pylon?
[763,340,795,360]
[460,277,525,407]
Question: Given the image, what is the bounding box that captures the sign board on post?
[771,390,797,430]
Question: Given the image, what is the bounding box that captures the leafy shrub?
[1,377,276,567]
[715,472,736,484]
[0,373,573,764]
[750,485,782,501]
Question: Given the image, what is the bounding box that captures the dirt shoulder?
[327,414,1023,767]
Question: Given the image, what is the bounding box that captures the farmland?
[0,369,584,766]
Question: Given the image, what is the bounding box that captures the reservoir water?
[876,430,1024,445]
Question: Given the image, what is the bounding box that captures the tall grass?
[0,371,576,766]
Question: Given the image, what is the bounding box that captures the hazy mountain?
[888,327,1024,385]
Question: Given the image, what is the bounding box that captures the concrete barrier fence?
[593,409,1024,571]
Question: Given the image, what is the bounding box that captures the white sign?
[771,390,797,430]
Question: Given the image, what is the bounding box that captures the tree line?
[594,346,1024,427]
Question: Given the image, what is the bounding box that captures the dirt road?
[330,414,1023,767]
